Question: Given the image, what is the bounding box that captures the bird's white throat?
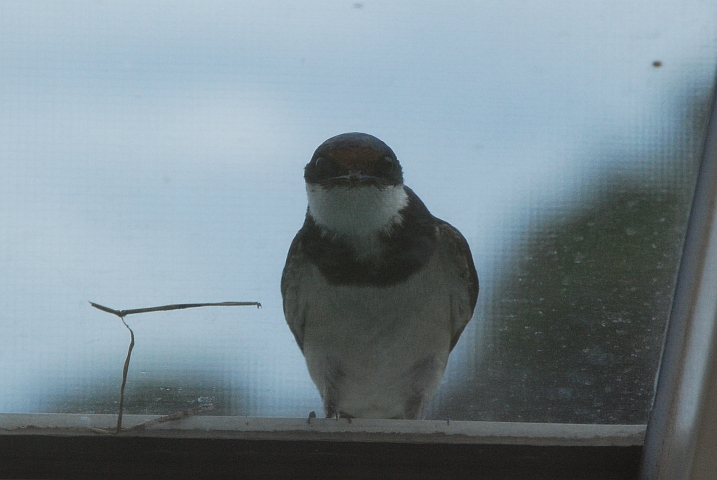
[307,184,409,256]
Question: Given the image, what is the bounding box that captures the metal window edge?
[0,413,644,447]
[640,76,717,478]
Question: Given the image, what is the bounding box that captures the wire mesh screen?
[1,1,716,423]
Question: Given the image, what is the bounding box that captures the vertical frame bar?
[641,81,717,478]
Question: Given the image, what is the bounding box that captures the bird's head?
[304,133,409,242]
[304,132,403,188]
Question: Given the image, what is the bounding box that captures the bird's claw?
[307,411,317,424]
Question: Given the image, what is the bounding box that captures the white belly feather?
[300,252,454,418]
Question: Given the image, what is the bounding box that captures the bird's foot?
[307,411,317,424]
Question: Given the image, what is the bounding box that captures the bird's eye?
[314,157,326,170]
[376,156,396,176]
[313,157,340,177]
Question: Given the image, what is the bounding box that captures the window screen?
[1,1,716,424]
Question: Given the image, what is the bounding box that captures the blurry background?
[1,1,716,423]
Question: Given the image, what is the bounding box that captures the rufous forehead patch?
[327,147,384,170]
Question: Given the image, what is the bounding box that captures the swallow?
[282,132,478,419]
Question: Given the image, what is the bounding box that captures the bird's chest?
[300,256,453,371]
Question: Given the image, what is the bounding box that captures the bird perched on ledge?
[281,132,478,419]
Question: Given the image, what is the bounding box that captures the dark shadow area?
[0,435,642,480]
[444,180,687,423]
[435,78,715,423]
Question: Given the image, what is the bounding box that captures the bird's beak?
[347,170,369,182]
[332,170,378,186]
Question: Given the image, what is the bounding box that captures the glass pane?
[1,1,716,423]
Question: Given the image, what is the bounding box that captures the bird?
[281,132,478,419]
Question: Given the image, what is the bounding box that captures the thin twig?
[89,301,261,317]
[89,300,261,433]
[116,316,135,434]
[122,402,218,432]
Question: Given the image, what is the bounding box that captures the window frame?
[1,78,716,480]
[0,416,644,479]
[640,73,717,479]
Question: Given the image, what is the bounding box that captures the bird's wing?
[436,221,479,351]
[281,232,308,352]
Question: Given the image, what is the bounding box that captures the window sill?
[0,414,643,479]
[0,413,644,445]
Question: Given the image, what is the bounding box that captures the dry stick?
[89,300,262,433]
[122,402,218,432]
[89,301,261,317]
[117,315,135,434]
